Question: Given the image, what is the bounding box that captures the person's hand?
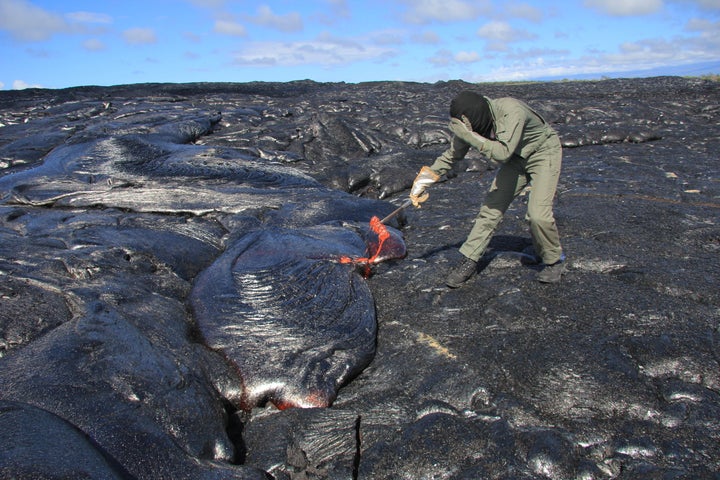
[409,166,440,207]
[449,116,488,148]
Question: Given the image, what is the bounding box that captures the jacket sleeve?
[478,105,526,163]
[428,136,471,176]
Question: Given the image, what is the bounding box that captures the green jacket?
[430,97,556,176]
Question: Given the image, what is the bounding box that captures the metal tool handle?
[380,199,413,224]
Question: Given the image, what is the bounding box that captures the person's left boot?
[537,259,566,283]
[446,256,478,288]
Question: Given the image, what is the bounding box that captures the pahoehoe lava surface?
[1,76,719,479]
[190,225,380,410]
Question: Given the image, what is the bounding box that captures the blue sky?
[1,0,719,90]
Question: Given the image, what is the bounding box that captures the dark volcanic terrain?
[0,76,719,479]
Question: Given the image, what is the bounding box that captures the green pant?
[459,134,563,265]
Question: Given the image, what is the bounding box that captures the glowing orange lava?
[336,216,391,276]
[367,216,391,263]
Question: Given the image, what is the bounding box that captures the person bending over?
[410,90,566,287]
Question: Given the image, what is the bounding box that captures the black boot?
[446,256,478,288]
[537,259,566,283]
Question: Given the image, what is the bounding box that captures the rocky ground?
[0,76,718,479]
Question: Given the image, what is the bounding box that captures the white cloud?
[411,30,441,44]
[597,18,720,69]
[246,5,302,32]
[183,31,202,43]
[476,56,613,82]
[429,47,497,68]
[584,0,664,16]
[65,11,112,24]
[371,29,406,46]
[506,2,545,22]
[683,18,720,56]
[232,35,396,67]
[615,38,677,62]
[502,47,571,61]
[476,20,537,51]
[186,0,226,8]
[477,21,518,42]
[454,51,481,63]
[214,19,247,36]
[399,0,486,24]
[82,38,105,51]
[0,0,69,41]
[122,27,157,45]
[315,0,350,25]
[692,0,720,9]
[13,79,42,89]
[685,17,719,33]
[475,18,720,82]
[427,49,452,66]
[326,0,350,19]
[0,81,4,89]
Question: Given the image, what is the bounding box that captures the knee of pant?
[478,205,504,223]
[526,204,553,225]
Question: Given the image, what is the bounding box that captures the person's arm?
[449,106,526,163]
[478,106,525,163]
[409,135,470,207]
[428,136,471,176]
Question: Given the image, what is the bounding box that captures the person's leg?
[525,139,565,283]
[525,142,562,265]
[447,158,528,288]
[459,158,529,262]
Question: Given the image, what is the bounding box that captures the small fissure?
[352,414,362,480]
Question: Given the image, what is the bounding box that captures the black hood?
[450,91,493,137]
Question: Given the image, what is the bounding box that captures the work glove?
[409,166,440,207]
[449,115,489,149]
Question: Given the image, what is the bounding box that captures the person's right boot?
[537,259,566,283]
[446,256,478,288]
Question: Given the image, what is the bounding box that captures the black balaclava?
[450,91,493,137]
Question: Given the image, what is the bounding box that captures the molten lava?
[338,216,399,276]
